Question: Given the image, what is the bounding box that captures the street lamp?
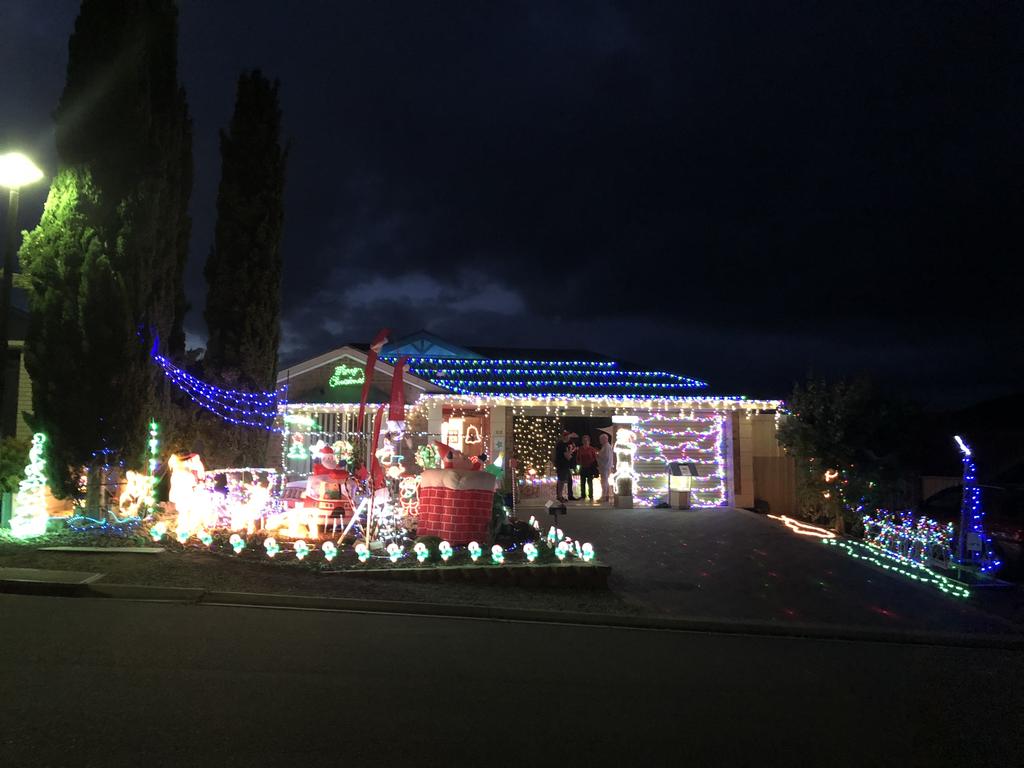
[0,152,44,436]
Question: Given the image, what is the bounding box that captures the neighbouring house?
[277,331,795,512]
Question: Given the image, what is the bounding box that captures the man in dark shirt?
[554,430,577,503]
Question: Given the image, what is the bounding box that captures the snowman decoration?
[612,428,636,498]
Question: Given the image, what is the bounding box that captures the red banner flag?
[389,355,408,423]
[369,403,387,489]
[358,328,390,427]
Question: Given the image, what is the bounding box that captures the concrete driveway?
[520,503,1021,635]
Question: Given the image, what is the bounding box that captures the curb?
[3,577,1021,650]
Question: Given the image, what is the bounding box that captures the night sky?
[3,1,1021,405]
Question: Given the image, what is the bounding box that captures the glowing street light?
[0,152,44,190]
[0,151,45,437]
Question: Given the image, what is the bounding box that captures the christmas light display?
[328,364,365,388]
[631,412,727,507]
[414,541,429,563]
[198,528,213,547]
[264,536,280,558]
[490,544,505,565]
[151,350,286,430]
[145,420,160,508]
[294,540,310,560]
[168,453,205,534]
[954,436,999,572]
[547,526,558,545]
[10,433,49,539]
[150,521,168,541]
[382,355,708,398]
[286,434,308,460]
[554,542,568,561]
[332,440,354,461]
[511,415,560,475]
[439,540,453,562]
[386,542,403,563]
[118,470,151,518]
[229,533,246,553]
[862,510,953,566]
[355,542,370,563]
[398,475,420,516]
[612,427,637,500]
[523,542,538,562]
[415,444,440,469]
[176,528,190,543]
[824,538,970,599]
[322,541,337,561]
[767,514,836,540]
[581,543,595,562]
[468,541,482,562]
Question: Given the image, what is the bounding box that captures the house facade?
[276,331,793,511]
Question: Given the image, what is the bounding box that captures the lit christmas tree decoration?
[229,533,246,553]
[322,541,337,561]
[438,540,453,562]
[953,436,1000,572]
[10,433,50,539]
[264,536,280,558]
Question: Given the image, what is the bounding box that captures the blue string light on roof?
[383,355,708,396]
[151,350,286,431]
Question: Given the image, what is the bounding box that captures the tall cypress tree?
[18,0,191,499]
[203,70,286,466]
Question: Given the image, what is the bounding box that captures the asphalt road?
[1,594,1021,767]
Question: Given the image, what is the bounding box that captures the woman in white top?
[597,432,615,504]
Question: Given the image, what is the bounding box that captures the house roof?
[376,331,708,399]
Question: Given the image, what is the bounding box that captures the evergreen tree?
[18,0,191,500]
[202,69,287,465]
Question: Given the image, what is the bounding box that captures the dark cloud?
[3,0,1021,405]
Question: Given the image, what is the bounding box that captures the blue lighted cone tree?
[18,0,191,504]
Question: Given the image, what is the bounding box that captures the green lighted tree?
[202,69,287,466]
[776,376,919,532]
[18,0,191,503]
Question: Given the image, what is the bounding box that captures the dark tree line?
[19,0,286,503]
